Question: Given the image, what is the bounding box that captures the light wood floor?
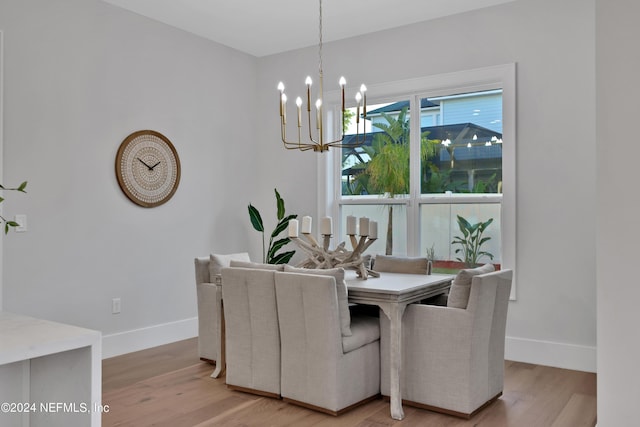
[102,338,596,427]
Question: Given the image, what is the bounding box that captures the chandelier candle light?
[288,215,379,279]
[277,0,368,153]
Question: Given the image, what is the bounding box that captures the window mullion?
[407,95,421,256]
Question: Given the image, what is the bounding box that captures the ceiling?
[101,0,516,57]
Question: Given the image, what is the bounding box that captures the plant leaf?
[479,218,494,231]
[478,250,494,259]
[270,250,295,265]
[18,181,27,192]
[271,214,297,239]
[248,204,264,232]
[267,237,290,260]
[478,237,492,246]
[275,189,285,220]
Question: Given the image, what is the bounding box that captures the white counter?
[0,312,102,427]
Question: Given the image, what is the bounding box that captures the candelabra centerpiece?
[288,215,379,279]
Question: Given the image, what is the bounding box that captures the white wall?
[596,0,640,423]
[0,0,257,355]
[257,0,597,371]
[1,0,599,372]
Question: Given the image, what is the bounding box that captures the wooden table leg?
[211,297,226,378]
[380,302,407,421]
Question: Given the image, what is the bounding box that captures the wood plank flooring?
[102,338,596,427]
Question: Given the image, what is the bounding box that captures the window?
[322,64,516,296]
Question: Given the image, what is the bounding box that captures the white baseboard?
[505,336,596,373]
[101,317,198,359]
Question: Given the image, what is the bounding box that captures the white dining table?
[345,271,454,421]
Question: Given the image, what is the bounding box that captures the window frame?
[319,63,516,298]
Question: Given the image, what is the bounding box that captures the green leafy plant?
[0,181,28,234]
[248,188,297,264]
[451,214,494,267]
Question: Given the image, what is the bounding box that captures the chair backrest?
[467,269,512,317]
[221,267,281,395]
[373,255,429,274]
[467,269,513,398]
[194,257,211,284]
[193,257,219,362]
[274,271,344,360]
[481,269,512,396]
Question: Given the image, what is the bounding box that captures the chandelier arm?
[285,145,315,151]
[282,120,312,150]
[326,117,368,148]
[326,138,366,148]
[282,139,316,151]
[306,105,320,145]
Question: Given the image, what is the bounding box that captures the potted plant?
[451,214,494,268]
[248,188,297,264]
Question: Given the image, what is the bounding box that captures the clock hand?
[150,161,161,170]
[137,157,153,170]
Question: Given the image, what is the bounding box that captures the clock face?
[115,130,181,208]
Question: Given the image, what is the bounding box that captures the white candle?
[320,217,333,236]
[288,219,299,238]
[369,221,378,239]
[359,217,370,237]
[346,215,357,235]
[301,216,312,234]
[315,99,322,130]
[296,97,302,127]
[281,93,287,124]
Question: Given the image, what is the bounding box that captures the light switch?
[14,214,27,232]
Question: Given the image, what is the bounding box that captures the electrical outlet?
[112,298,121,314]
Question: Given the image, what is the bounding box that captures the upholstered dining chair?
[221,266,283,398]
[380,268,513,418]
[194,253,251,363]
[372,255,430,274]
[274,270,381,415]
[370,255,447,306]
[193,257,220,363]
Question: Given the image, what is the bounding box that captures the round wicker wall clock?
[115,130,181,208]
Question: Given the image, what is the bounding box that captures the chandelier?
[277,0,367,153]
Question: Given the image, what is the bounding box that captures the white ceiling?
[101,0,516,57]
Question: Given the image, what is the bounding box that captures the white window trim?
[319,63,516,299]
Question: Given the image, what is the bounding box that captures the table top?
[0,311,101,365]
[345,270,454,305]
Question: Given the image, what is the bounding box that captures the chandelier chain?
[318,0,323,76]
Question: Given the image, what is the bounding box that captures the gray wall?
[596,0,640,424]
[0,0,257,349]
[1,0,598,372]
